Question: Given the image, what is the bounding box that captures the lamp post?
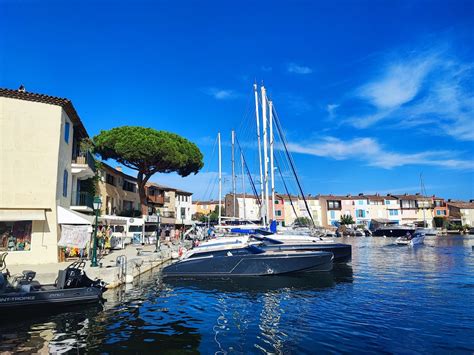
[91,196,102,267]
[155,209,161,253]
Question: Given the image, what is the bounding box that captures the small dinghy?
[0,253,107,312]
[396,232,425,246]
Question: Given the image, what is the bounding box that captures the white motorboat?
[396,232,425,246]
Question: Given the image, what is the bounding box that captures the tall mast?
[421,173,426,227]
[269,100,276,222]
[261,85,269,227]
[241,152,246,220]
[218,132,222,225]
[254,83,265,224]
[231,130,236,219]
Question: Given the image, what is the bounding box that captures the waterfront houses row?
[0,87,192,265]
[193,193,474,229]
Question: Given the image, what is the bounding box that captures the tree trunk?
[137,172,152,217]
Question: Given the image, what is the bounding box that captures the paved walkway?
[7,242,180,288]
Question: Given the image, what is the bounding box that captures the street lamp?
[91,196,102,267]
[155,209,161,253]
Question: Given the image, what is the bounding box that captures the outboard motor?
[0,273,6,293]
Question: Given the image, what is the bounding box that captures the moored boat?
[162,244,334,277]
[396,232,425,246]
[0,255,107,312]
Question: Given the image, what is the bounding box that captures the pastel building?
[319,195,343,228]
[191,200,223,217]
[175,189,193,226]
[97,163,140,217]
[0,87,93,265]
[447,200,474,227]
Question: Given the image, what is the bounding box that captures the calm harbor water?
[1,235,474,354]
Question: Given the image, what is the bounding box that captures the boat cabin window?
[0,221,32,252]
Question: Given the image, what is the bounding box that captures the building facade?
[0,87,93,265]
[175,189,193,225]
[97,163,140,217]
[447,201,474,227]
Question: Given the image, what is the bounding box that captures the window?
[123,180,136,192]
[106,174,115,186]
[356,210,366,218]
[123,200,133,212]
[436,210,446,216]
[275,201,279,205]
[64,122,70,143]
[63,170,68,197]
[384,200,391,205]
[129,225,142,233]
[0,221,32,252]
[401,200,416,209]
[330,211,335,219]
[276,210,282,216]
[389,209,399,216]
[328,200,341,209]
[181,207,186,219]
[358,200,364,205]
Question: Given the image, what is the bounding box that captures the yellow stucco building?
[0,87,94,265]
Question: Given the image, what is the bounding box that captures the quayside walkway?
[7,243,179,288]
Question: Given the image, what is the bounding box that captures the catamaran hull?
[162,251,334,277]
[0,287,104,312]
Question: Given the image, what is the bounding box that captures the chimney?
[470,199,474,203]
[18,85,26,93]
[116,166,122,172]
[358,193,363,196]
[448,199,452,202]
[415,193,420,196]
[387,193,391,196]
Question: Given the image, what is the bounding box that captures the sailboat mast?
[269,100,276,222]
[254,83,265,225]
[231,130,236,219]
[421,173,426,227]
[241,152,246,220]
[261,85,269,227]
[218,132,222,225]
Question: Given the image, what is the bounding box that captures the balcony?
[71,151,96,180]
[148,194,165,205]
[159,210,176,224]
[70,191,94,213]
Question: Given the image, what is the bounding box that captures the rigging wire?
[271,102,315,226]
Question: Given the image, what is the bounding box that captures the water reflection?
[1,237,473,353]
[163,265,353,294]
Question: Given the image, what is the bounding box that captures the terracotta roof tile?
[0,87,88,137]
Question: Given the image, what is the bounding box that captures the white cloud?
[358,57,436,109]
[287,62,313,75]
[286,136,474,170]
[326,104,339,118]
[340,48,474,140]
[203,87,239,100]
[261,66,273,72]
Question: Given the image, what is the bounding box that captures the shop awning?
[0,209,46,221]
[57,206,94,225]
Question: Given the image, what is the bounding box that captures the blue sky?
[1,0,473,200]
